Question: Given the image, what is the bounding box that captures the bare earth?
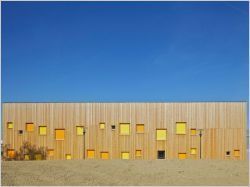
[1,160,249,186]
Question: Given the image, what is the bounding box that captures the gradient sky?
[2,2,249,102]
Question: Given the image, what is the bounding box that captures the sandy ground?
[1,160,249,186]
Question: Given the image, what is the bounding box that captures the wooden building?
[2,102,247,160]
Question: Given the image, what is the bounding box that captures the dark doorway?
[157,150,165,159]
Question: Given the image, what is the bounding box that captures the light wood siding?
[2,102,247,160]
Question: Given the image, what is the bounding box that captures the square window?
[190,128,196,135]
[156,129,167,140]
[136,124,144,133]
[35,154,42,160]
[234,150,240,157]
[7,122,13,129]
[121,152,130,159]
[157,150,165,159]
[66,154,72,160]
[26,123,34,132]
[100,152,109,159]
[135,150,142,157]
[120,123,130,135]
[76,126,84,135]
[190,148,197,155]
[176,122,186,135]
[111,125,116,130]
[226,151,230,156]
[7,149,15,158]
[55,129,65,140]
[99,123,105,129]
[39,126,47,135]
[87,150,95,159]
[24,154,30,160]
[178,153,187,159]
[18,130,23,135]
[47,149,54,156]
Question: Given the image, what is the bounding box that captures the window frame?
[100,152,109,159]
[7,122,14,129]
[136,124,144,134]
[39,126,47,136]
[178,153,187,159]
[55,129,65,140]
[176,122,187,135]
[87,149,95,159]
[76,126,84,136]
[190,148,197,155]
[119,123,130,135]
[99,122,105,130]
[121,152,130,159]
[156,129,167,141]
[190,128,197,136]
[135,150,142,157]
[26,123,35,132]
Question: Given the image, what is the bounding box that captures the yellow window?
[66,154,72,160]
[178,153,187,159]
[47,149,54,156]
[190,128,196,135]
[87,150,95,159]
[7,149,15,158]
[26,123,34,132]
[35,154,42,160]
[24,154,30,160]
[176,122,186,135]
[55,129,65,140]
[100,152,109,159]
[121,152,130,159]
[39,126,47,135]
[234,150,240,157]
[76,126,84,135]
[99,123,105,129]
[190,148,197,155]
[135,150,142,157]
[136,124,144,133]
[120,123,130,135]
[7,122,13,129]
[156,129,167,140]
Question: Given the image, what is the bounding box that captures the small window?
[35,154,42,160]
[7,122,13,129]
[156,129,167,140]
[26,123,34,132]
[66,154,72,160]
[100,152,109,159]
[47,149,54,156]
[136,124,144,133]
[99,123,105,129]
[178,153,187,159]
[190,128,196,135]
[55,129,65,140]
[7,149,15,158]
[87,150,95,159]
[76,126,84,135]
[39,126,47,135]
[24,154,30,160]
[226,151,230,156]
[18,130,23,135]
[176,122,186,135]
[121,152,130,159]
[157,150,165,159]
[190,148,197,155]
[120,123,130,135]
[135,150,142,157]
[111,125,116,130]
[234,150,240,157]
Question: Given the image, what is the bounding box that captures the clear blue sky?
[2,2,249,102]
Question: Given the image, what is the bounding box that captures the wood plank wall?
[2,102,247,160]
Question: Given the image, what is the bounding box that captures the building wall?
[2,102,247,160]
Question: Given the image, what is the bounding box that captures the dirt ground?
[1,159,249,186]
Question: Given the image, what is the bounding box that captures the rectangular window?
[120,123,130,135]
[7,149,15,158]
[111,125,116,130]
[100,152,109,159]
[76,126,84,135]
[39,126,47,135]
[7,122,13,129]
[234,150,240,157]
[176,122,186,135]
[190,148,197,155]
[87,150,95,159]
[190,128,196,135]
[55,129,65,140]
[121,152,130,159]
[18,130,23,135]
[136,124,144,133]
[24,154,30,160]
[99,123,105,129]
[26,123,34,132]
[66,154,72,160]
[135,150,142,157]
[156,129,167,140]
[157,150,165,159]
[47,149,54,156]
[178,153,187,159]
[226,151,230,156]
[35,154,42,160]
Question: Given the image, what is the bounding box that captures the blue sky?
[2,2,249,102]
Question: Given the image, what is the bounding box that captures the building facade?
[2,102,247,160]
